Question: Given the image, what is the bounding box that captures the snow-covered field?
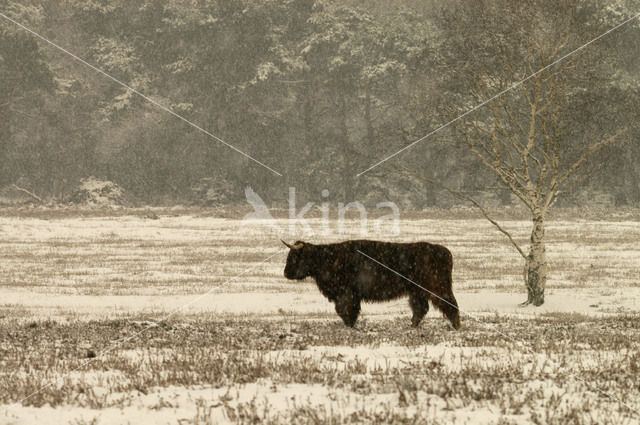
[1,213,639,424]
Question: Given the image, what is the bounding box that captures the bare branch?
[467,141,534,210]
[8,107,38,119]
[551,146,619,207]
[457,123,533,208]
[346,144,527,259]
[393,163,527,259]
[521,75,542,196]
[556,127,630,189]
[11,185,43,203]
[276,80,310,84]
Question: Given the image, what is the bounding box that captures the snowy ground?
[0,213,639,424]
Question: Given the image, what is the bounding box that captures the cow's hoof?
[344,321,360,329]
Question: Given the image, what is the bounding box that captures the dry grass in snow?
[0,212,639,424]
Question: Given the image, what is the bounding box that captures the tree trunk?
[0,106,10,187]
[339,94,354,200]
[302,82,316,195]
[524,213,547,306]
[364,84,374,147]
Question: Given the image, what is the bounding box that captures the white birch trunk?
[525,213,547,305]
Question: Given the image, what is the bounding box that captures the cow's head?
[282,240,313,280]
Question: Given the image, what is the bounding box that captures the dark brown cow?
[282,240,461,329]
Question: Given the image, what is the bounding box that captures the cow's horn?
[281,239,293,249]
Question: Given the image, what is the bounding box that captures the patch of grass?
[2,215,640,423]
[0,315,638,425]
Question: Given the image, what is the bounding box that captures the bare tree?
[436,0,637,305]
[458,80,628,305]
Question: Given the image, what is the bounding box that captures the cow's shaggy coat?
[283,240,461,329]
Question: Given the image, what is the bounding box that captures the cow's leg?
[432,291,461,330]
[335,290,361,327]
[408,291,429,327]
[427,262,461,330]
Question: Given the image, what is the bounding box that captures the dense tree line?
[1,0,638,206]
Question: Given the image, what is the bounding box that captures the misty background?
[1,0,638,209]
